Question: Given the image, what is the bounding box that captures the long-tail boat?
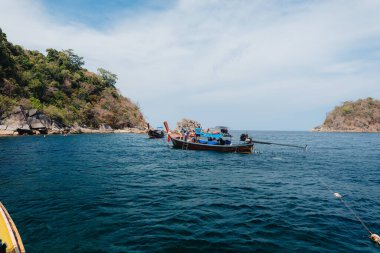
[169,137,254,153]
[163,121,254,154]
[0,202,25,253]
[147,127,165,139]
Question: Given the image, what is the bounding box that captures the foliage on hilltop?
[314,98,380,132]
[0,28,145,129]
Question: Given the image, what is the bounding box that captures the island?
[0,28,146,136]
[312,98,380,132]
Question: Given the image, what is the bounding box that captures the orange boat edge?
[0,202,25,253]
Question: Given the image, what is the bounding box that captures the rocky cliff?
[0,106,147,136]
[313,98,380,132]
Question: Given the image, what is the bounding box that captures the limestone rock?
[0,105,147,136]
[49,121,64,134]
[70,124,82,134]
[175,118,202,132]
[0,130,16,135]
[4,122,21,131]
[0,107,55,135]
[99,124,113,131]
[1,110,24,131]
[28,109,38,117]
[29,118,45,129]
[18,123,30,131]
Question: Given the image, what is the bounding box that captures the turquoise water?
[0,132,379,252]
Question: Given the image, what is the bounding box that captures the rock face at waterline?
[0,106,146,135]
[0,27,146,136]
[312,98,380,132]
[0,107,56,135]
[175,118,202,131]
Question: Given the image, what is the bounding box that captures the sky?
[1,0,380,130]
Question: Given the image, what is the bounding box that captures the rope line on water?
[337,196,372,235]
[318,177,380,245]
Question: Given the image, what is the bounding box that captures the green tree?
[46,48,60,62]
[0,94,16,115]
[97,68,118,87]
[0,28,12,73]
[63,49,84,70]
[28,78,46,99]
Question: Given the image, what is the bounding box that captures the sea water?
[0,132,379,252]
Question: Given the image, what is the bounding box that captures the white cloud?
[1,0,380,130]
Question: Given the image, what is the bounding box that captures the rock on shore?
[0,106,147,136]
[0,106,55,135]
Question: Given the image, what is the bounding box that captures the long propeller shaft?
[253,140,307,150]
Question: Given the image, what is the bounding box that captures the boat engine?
[245,137,253,144]
[240,133,248,141]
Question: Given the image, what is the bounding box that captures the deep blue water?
[0,131,379,252]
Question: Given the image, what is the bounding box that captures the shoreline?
[0,127,147,137]
[2,128,379,136]
[311,128,380,133]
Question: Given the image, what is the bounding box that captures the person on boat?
[184,131,190,142]
[195,128,202,137]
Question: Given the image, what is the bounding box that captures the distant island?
[0,28,146,136]
[313,98,380,132]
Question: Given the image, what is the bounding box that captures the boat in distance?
[147,129,165,139]
[163,121,254,154]
[0,202,25,253]
[170,136,254,154]
[147,124,165,139]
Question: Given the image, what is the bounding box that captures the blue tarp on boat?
[201,133,223,139]
[195,128,224,139]
[199,140,218,145]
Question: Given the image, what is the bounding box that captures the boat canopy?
[200,132,223,139]
[195,127,223,139]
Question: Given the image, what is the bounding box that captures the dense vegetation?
[0,28,145,129]
[317,97,380,132]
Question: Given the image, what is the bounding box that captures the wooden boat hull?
[170,137,254,154]
[0,202,25,253]
[147,130,165,139]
